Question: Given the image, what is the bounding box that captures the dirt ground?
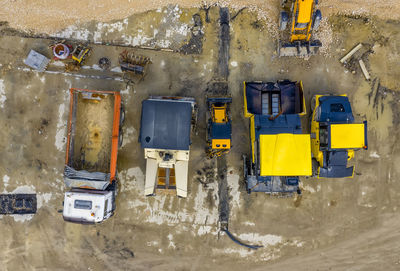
[0,0,399,33]
[0,3,400,271]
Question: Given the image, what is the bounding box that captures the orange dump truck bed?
[64,88,122,189]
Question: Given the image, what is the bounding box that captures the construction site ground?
[0,4,400,271]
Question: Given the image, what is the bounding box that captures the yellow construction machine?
[206,96,232,158]
[71,44,91,64]
[278,0,322,57]
[243,80,311,195]
[310,94,368,178]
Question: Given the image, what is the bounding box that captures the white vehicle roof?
[63,190,111,223]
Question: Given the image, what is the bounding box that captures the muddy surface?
[0,5,400,271]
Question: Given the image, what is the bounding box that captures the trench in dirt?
[216,7,230,228]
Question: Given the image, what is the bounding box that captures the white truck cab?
[63,189,114,223]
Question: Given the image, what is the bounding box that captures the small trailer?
[62,88,124,223]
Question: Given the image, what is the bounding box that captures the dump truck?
[62,88,124,223]
[206,96,232,158]
[140,96,197,198]
[243,80,311,194]
[278,0,322,57]
[310,95,368,178]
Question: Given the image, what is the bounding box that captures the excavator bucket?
[278,40,322,57]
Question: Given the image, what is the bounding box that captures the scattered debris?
[99,57,111,70]
[119,50,151,83]
[0,194,37,214]
[230,7,246,21]
[52,43,71,59]
[24,50,50,72]
[48,41,91,72]
[179,14,204,55]
[340,43,362,63]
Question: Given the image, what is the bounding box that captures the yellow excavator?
[278,0,322,57]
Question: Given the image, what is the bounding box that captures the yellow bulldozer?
[278,0,322,57]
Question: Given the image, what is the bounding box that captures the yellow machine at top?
[278,0,322,57]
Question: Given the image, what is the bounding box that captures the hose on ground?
[222,228,263,250]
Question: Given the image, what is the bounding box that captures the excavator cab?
[278,0,322,57]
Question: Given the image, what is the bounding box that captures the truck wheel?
[312,9,322,31]
[119,104,125,127]
[118,129,124,148]
[312,158,319,177]
[311,96,316,112]
[113,179,119,197]
[279,11,289,31]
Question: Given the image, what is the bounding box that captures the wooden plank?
[359,59,371,80]
[340,43,362,63]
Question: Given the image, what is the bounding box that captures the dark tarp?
[210,122,231,139]
[140,100,192,150]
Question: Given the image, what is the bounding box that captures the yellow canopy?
[260,134,312,176]
[330,123,366,149]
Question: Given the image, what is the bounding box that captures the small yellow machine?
[310,95,368,178]
[278,0,322,57]
[72,45,91,64]
[206,97,232,158]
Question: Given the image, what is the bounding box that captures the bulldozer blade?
[278,40,322,57]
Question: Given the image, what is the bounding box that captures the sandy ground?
[0,0,399,33]
[0,3,399,271]
[72,93,114,172]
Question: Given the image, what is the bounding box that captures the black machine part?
[0,194,37,214]
[221,226,263,250]
[120,62,145,75]
[98,57,111,70]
